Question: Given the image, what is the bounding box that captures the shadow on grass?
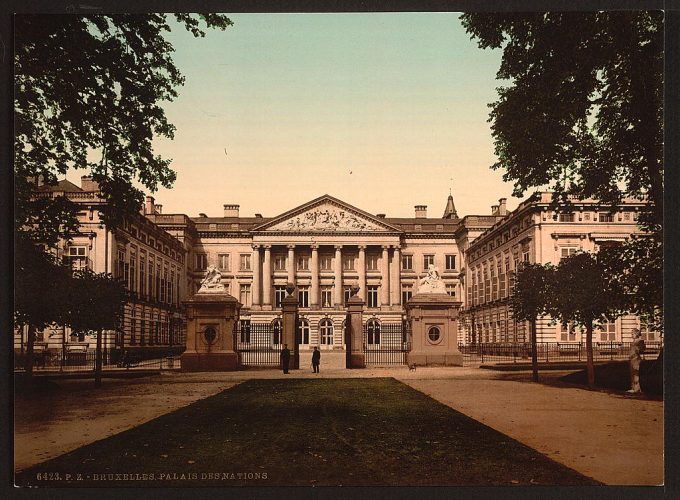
[15,378,600,487]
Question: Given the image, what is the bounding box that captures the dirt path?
[14,373,241,472]
[398,374,663,486]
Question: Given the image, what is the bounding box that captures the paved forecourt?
[14,366,663,486]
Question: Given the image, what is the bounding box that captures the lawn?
[16,378,599,486]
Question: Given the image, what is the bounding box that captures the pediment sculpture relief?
[270,205,382,232]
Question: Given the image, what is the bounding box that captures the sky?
[81,13,523,219]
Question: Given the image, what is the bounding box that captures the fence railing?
[14,349,183,372]
[363,322,410,365]
[458,341,663,366]
[235,323,282,366]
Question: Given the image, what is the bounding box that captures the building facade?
[461,192,658,345]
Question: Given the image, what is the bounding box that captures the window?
[559,323,578,342]
[299,319,310,345]
[402,254,413,270]
[274,254,286,271]
[491,264,497,301]
[130,309,136,344]
[484,267,491,303]
[599,213,614,223]
[445,255,456,270]
[423,255,434,270]
[319,319,334,345]
[446,284,456,297]
[274,286,287,308]
[129,253,137,292]
[148,258,154,299]
[320,254,332,271]
[117,249,126,280]
[239,284,251,307]
[297,255,309,271]
[218,254,230,271]
[140,258,146,297]
[298,286,309,308]
[195,253,207,271]
[521,243,530,263]
[402,284,413,304]
[272,319,282,345]
[366,319,381,345]
[639,321,657,341]
[366,254,379,271]
[367,286,379,308]
[559,213,575,222]
[239,320,251,343]
[342,254,355,271]
[427,326,442,344]
[597,321,617,341]
[560,247,578,260]
[344,286,353,304]
[321,287,333,307]
[240,254,251,271]
[498,260,505,299]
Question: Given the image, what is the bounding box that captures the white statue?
[417,264,447,293]
[198,265,225,293]
[627,328,645,393]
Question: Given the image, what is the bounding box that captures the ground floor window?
[299,319,310,345]
[272,319,282,345]
[366,319,381,345]
[239,319,251,343]
[320,319,334,345]
[597,320,617,341]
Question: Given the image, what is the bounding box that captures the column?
[310,244,319,308]
[287,245,296,284]
[358,245,366,300]
[334,245,343,306]
[391,246,401,306]
[262,245,272,308]
[251,244,261,307]
[381,246,390,307]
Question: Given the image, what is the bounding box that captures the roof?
[36,179,83,192]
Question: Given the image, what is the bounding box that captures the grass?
[16,378,599,487]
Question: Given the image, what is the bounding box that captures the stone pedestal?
[405,293,463,366]
[181,292,241,372]
[282,286,300,370]
[346,288,365,368]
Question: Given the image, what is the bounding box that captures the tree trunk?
[95,329,103,388]
[585,322,595,388]
[530,316,539,382]
[24,324,36,383]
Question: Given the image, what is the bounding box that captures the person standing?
[281,343,291,374]
[311,346,321,373]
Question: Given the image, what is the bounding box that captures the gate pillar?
[181,290,241,372]
[346,285,365,368]
[282,283,300,370]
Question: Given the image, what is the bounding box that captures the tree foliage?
[460,12,663,229]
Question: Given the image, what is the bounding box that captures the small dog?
[408,363,417,372]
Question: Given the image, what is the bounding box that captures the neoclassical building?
[16,179,658,360]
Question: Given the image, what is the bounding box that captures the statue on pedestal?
[198,265,225,293]
[628,328,645,393]
[417,264,447,294]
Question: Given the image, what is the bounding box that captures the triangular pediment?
[253,195,401,233]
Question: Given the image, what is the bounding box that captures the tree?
[14,14,232,379]
[461,12,664,337]
[549,252,627,388]
[70,269,128,388]
[460,12,663,227]
[510,263,555,382]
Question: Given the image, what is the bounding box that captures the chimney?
[81,175,100,191]
[376,213,386,219]
[255,213,263,218]
[198,213,207,218]
[145,195,155,215]
[414,205,427,218]
[491,204,499,215]
[224,204,240,217]
[498,198,507,216]
[154,204,162,214]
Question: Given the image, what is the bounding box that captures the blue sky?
[139,14,517,218]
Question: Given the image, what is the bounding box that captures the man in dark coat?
[280,344,291,374]
[311,346,321,373]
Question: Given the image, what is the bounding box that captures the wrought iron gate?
[363,321,410,366]
[235,321,281,366]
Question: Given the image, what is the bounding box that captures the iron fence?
[14,349,183,372]
[235,322,283,366]
[459,341,663,366]
[363,322,410,365]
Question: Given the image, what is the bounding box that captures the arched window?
[319,319,334,346]
[272,319,282,345]
[299,319,310,345]
[366,319,381,345]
